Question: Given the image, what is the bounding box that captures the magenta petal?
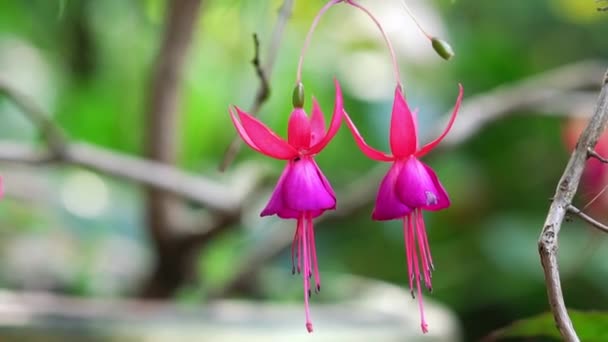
[372,162,413,221]
[261,165,300,218]
[310,98,326,146]
[344,111,394,162]
[233,106,298,160]
[390,85,418,158]
[417,84,463,158]
[395,157,450,210]
[308,79,344,154]
[287,108,312,150]
[283,158,336,212]
[419,162,450,211]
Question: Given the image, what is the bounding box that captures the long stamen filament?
[346,0,402,86]
[301,214,313,332]
[296,0,343,84]
[308,216,321,292]
[399,0,432,40]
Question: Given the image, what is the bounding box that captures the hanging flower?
[229,80,344,332]
[343,84,463,333]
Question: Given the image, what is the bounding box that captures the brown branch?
[567,205,608,234]
[141,0,204,298]
[219,0,295,171]
[538,68,608,342]
[441,60,606,147]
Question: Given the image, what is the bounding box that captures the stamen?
[417,210,434,271]
[412,220,429,334]
[308,216,321,293]
[297,218,302,274]
[301,212,314,333]
[414,210,432,290]
[403,216,415,295]
[346,0,402,86]
[296,0,343,84]
[291,220,301,274]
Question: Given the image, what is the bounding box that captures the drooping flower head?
[229,80,344,332]
[344,84,463,332]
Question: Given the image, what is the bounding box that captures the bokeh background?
[0,0,607,341]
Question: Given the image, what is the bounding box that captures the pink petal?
[311,158,336,200]
[233,106,298,160]
[417,84,463,158]
[283,157,336,212]
[419,162,450,211]
[310,98,326,146]
[390,85,418,158]
[260,163,327,219]
[372,162,413,221]
[230,107,264,154]
[261,165,299,219]
[344,111,394,162]
[395,157,450,210]
[287,108,312,150]
[308,79,344,154]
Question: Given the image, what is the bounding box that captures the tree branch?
[219,0,295,171]
[141,0,204,298]
[538,68,608,342]
[567,205,608,234]
[441,60,606,147]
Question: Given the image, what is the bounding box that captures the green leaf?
[490,311,608,341]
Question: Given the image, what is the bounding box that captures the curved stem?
[346,0,401,87]
[400,0,432,40]
[296,0,342,84]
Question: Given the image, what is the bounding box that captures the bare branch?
[0,81,67,158]
[538,68,608,342]
[567,205,608,234]
[219,0,295,171]
[441,60,606,147]
[0,142,250,213]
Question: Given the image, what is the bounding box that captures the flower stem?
[400,0,433,40]
[296,0,343,85]
[345,0,402,87]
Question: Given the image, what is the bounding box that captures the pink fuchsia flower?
[229,80,344,333]
[344,84,463,333]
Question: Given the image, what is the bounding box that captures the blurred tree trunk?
[141,0,203,298]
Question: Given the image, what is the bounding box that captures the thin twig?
[441,60,606,146]
[567,205,608,234]
[219,0,295,171]
[538,68,608,342]
[0,83,67,157]
[587,147,608,163]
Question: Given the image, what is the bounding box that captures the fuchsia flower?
[344,84,463,333]
[229,80,344,333]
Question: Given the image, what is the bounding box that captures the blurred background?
[0,0,607,341]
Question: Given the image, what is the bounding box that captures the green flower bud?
[292,82,305,108]
[431,37,455,61]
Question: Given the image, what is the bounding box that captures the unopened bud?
[431,37,455,61]
[292,82,305,108]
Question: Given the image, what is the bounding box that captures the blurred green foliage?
[1,0,608,340]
